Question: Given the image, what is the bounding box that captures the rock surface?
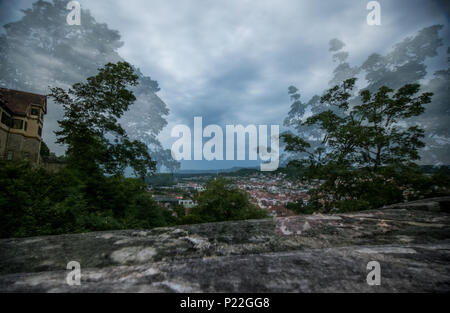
[1,197,449,292]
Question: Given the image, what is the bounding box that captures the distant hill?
[174,167,258,175]
[155,165,449,180]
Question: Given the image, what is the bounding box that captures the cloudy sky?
[1,0,449,170]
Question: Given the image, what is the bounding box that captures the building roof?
[0,88,47,116]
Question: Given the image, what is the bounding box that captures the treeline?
[0,160,175,238]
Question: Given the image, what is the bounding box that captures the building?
[0,88,47,163]
[152,196,179,208]
[178,199,196,209]
[153,195,196,209]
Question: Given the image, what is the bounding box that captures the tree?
[0,159,173,238]
[40,141,50,159]
[184,177,268,223]
[0,0,175,169]
[282,25,448,167]
[282,78,433,211]
[50,61,156,179]
[0,160,88,238]
[1,61,171,238]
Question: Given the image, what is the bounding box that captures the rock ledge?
[1,197,449,292]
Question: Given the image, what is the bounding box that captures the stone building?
[0,88,47,163]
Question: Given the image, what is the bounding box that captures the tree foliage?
[283,78,432,170]
[0,160,174,239]
[0,0,175,170]
[0,62,172,239]
[283,25,448,166]
[282,78,448,212]
[50,62,156,179]
[183,177,269,224]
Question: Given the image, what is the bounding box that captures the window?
[7,151,13,160]
[24,121,28,131]
[12,119,24,130]
[38,127,42,137]
[31,108,39,116]
[1,112,11,127]
[24,152,30,160]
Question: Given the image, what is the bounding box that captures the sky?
[1,0,449,170]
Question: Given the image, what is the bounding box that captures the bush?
[332,199,371,212]
[183,177,269,224]
[286,201,317,214]
[297,164,450,214]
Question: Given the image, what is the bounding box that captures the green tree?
[0,160,87,238]
[0,63,174,238]
[184,177,268,223]
[49,61,156,179]
[40,141,50,159]
[0,0,175,170]
[0,159,174,238]
[282,78,434,211]
[282,26,448,167]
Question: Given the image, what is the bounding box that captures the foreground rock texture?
[1,197,449,292]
